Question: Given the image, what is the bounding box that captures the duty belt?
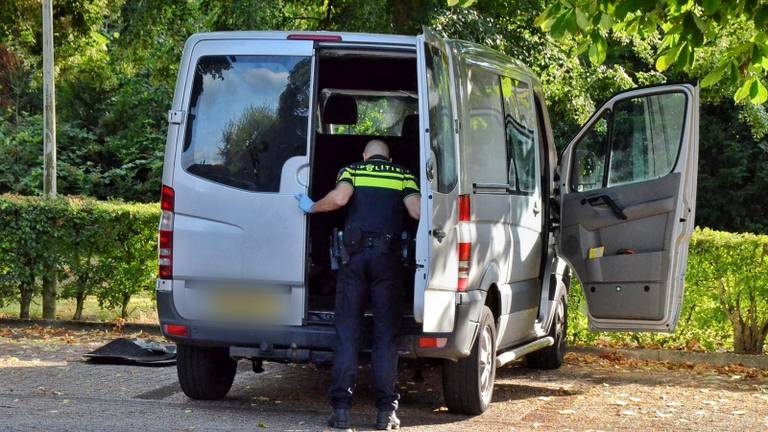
[362,232,395,249]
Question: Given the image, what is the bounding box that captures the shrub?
[568,228,768,354]
[0,194,159,319]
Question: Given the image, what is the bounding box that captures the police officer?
[295,139,420,430]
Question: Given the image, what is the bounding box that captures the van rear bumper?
[157,289,483,362]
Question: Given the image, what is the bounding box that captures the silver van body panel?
[158,30,695,363]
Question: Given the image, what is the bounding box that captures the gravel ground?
[0,327,766,431]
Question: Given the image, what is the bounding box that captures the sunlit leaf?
[701,62,728,87]
[656,44,683,71]
[734,78,754,102]
[534,4,560,30]
[575,8,590,30]
[598,13,614,30]
[589,32,608,64]
[749,79,768,105]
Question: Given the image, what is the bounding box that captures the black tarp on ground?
[83,338,176,366]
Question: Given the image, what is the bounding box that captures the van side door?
[415,28,460,333]
[559,84,699,332]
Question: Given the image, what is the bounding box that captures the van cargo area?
[306,48,419,319]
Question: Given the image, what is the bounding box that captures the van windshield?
[182,55,311,192]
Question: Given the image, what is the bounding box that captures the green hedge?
[0,194,159,319]
[1,194,766,354]
[569,228,768,354]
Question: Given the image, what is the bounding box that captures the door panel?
[559,84,699,332]
[171,40,314,326]
[415,28,460,333]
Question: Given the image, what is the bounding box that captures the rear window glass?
[182,55,311,192]
[319,92,417,136]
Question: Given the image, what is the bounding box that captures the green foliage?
[687,228,768,354]
[530,0,768,105]
[0,195,159,319]
[569,228,768,354]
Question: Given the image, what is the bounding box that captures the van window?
[318,91,418,136]
[501,76,537,194]
[571,112,609,192]
[607,92,686,187]
[466,67,506,185]
[571,92,686,192]
[182,55,311,192]
[425,43,457,193]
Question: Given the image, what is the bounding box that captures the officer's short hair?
[364,139,390,158]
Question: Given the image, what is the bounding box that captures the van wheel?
[442,305,496,415]
[526,291,567,370]
[177,344,237,400]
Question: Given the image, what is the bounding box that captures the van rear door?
[170,38,314,326]
[415,28,460,333]
[558,84,699,332]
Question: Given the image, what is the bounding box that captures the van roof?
[185,31,418,47]
[182,31,538,87]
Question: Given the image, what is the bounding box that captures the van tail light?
[418,337,447,349]
[159,185,174,279]
[457,194,471,292]
[163,324,188,337]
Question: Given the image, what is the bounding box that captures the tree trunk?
[731,318,766,354]
[18,285,32,319]
[120,293,131,319]
[72,291,86,321]
[42,271,57,319]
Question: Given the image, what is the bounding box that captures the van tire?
[526,291,567,370]
[177,344,237,400]
[442,305,496,415]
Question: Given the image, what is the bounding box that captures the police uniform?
[329,154,420,413]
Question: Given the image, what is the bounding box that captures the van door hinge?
[167,110,185,125]
[454,118,460,134]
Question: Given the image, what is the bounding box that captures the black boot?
[327,409,350,429]
[376,410,400,430]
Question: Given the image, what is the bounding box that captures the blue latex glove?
[295,193,315,214]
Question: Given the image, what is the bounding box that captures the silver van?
[156,28,699,414]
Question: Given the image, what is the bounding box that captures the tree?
[531,0,768,105]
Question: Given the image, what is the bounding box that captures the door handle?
[432,228,446,243]
[581,194,628,220]
[532,201,541,215]
[296,163,310,188]
[426,158,435,182]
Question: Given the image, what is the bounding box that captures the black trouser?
[329,246,403,411]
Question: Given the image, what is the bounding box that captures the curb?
[0,317,161,335]
[571,345,768,370]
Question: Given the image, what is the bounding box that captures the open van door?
[558,84,699,332]
[415,28,461,333]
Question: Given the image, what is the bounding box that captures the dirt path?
[0,326,766,431]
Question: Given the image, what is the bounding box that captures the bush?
[568,228,768,354]
[0,194,159,319]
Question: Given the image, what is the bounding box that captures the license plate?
[208,290,283,323]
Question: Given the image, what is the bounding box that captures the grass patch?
[0,292,158,323]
